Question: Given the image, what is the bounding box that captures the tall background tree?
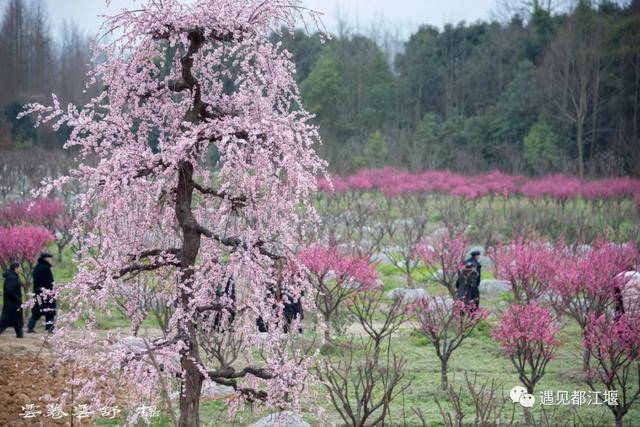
[2,0,639,179]
[0,0,90,150]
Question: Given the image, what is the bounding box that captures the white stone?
[387,287,427,302]
[620,271,640,314]
[479,279,511,293]
[201,380,235,399]
[113,335,146,351]
[428,296,455,310]
[251,412,310,427]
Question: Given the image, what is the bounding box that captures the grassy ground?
[2,246,639,426]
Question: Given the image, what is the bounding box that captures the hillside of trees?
[1,0,639,177]
[0,0,90,150]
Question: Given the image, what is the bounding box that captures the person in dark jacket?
[27,252,56,333]
[462,250,482,287]
[212,277,236,332]
[256,281,304,334]
[0,262,24,338]
[455,261,480,310]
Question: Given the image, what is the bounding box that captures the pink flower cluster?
[490,238,558,303]
[584,313,640,362]
[492,303,561,358]
[550,240,639,302]
[0,226,55,267]
[298,245,379,290]
[318,168,640,201]
[0,198,68,230]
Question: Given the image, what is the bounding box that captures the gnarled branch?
[115,260,181,279]
[193,182,247,208]
[197,225,281,260]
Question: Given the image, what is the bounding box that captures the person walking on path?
[27,252,56,333]
[0,262,25,338]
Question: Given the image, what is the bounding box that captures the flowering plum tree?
[299,244,379,340]
[0,198,72,260]
[416,230,470,297]
[22,0,325,425]
[584,313,640,427]
[491,303,560,424]
[549,240,639,369]
[550,240,639,327]
[490,238,557,303]
[0,226,55,309]
[413,296,488,389]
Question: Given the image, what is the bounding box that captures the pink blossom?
[315,168,640,201]
[492,302,560,393]
[299,244,378,291]
[489,238,558,303]
[584,313,640,364]
[0,198,66,228]
[19,0,327,423]
[0,226,55,268]
[549,240,639,327]
[492,303,560,356]
[583,313,640,424]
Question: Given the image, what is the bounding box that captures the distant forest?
[1,0,639,177]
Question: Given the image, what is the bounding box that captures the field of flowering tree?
[1,1,640,427]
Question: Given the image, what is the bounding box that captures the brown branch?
[115,260,180,279]
[197,225,281,260]
[151,25,243,43]
[193,182,247,208]
[209,366,275,380]
[133,248,181,260]
[206,366,273,402]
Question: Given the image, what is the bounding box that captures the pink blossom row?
[317,168,640,201]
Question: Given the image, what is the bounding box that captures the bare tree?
[316,288,412,426]
[414,372,517,427]
[541,2,607,176]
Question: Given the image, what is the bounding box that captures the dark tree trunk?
[615,411,624,427]
[175,161,204,427]
[440,357,449,390]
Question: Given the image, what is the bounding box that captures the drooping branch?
[119,336,185,366]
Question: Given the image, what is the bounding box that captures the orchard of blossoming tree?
[0,1,640,427]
